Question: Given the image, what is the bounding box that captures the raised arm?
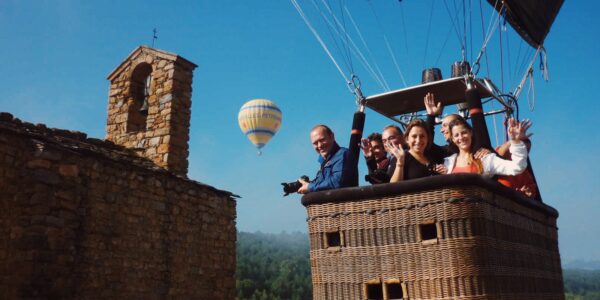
[424,92,443,139]
[387,141,406,183]
[484,119,531,176]
[361,138,378,173]
[497,119,533,157]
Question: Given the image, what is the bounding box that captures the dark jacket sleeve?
[426,114,437,140]
[425,114,449,163]
[365,156,378,173]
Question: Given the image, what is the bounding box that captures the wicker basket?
[301,174,563,300]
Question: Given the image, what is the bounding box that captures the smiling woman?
[388,119,442,183]
[444,117,530,177]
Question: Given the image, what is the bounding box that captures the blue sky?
[1,1,598,262]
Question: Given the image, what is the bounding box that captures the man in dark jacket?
[298,125,357,193]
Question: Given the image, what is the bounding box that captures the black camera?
[281,175,309,196]
[365,169,391,185]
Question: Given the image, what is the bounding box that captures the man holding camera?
[297,125,357,194]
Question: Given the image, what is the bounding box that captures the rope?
[315,0,391,91]
[443,0,465,55]
[513,44,535,90]
[336,0,354,73]
[309,0,390,91]
[469,0,473,63]
[344,6,390,90]
[422,0,436,69]
[513,46,541,100]
[398,1,411,80]
[472,0,503,75]
[367,1,407,87]
[513,39,525,86]
[323,0,354,73]
[462,0,467,62]
[505,18,512,88]
[434,25,455,66]
[291,0,354,94]
[540,46,549,81]
[478,0,490,77]
[498,17,504,92]
[527,71,535,111]
[317,0,353,74]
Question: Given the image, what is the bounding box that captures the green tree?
[236,231,312,300]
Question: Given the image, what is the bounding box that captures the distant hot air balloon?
[238,99,282,155]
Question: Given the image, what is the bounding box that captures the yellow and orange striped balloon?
[238,99,282,154]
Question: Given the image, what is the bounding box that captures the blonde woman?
[442,118,529,176]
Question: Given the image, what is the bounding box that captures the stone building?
[0,46,237,299]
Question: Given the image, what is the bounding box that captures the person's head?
[441,114,463,141]
[448,118,474,153]
[310,124,336,158]
[367,132,386,160]
[404,119,430,154]
[382,125,405,150]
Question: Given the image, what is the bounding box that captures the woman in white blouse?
[442,118,530,177]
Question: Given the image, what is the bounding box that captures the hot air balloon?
[238,99,282,155]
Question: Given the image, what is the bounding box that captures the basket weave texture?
[304,182,563,300]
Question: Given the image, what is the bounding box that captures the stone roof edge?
[0,112,237,199]
[106,45,198,81]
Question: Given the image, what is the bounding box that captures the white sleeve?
[443,155,456,174]
[483,142,528,176]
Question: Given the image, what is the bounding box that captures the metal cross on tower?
[152,28,158,47]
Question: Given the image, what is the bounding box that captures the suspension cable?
[472,0,503,76]
[344,6,390,90]
[505,19,513,88]
[291,0,354,94]
[311,0,389,91]
[398,1,411,81]
[434,25,455,66]
[324,0,354,73]
[442,0,465,56]
[478,0,490,77]
[527,70,535,111]
[422,0,436,69]
[317,0,391,90]
[462,0,467,61]
[513,39,525,86]
[469,0,473,63]
[513,46,542,100]
[367,1,407,87]
[498,19,505,92]
[317,0,353,73]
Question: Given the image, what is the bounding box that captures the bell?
[421,68,443,84]
[139,98,149,115]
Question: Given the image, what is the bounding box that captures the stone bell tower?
[106,46,197,176]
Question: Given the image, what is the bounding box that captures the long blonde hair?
[464,152,484,174]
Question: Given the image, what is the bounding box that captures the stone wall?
[0,113,236,299]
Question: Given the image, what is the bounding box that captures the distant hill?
[236,231,600,300]
[564,259,600,271]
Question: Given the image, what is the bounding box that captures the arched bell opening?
[127,62,152,133]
